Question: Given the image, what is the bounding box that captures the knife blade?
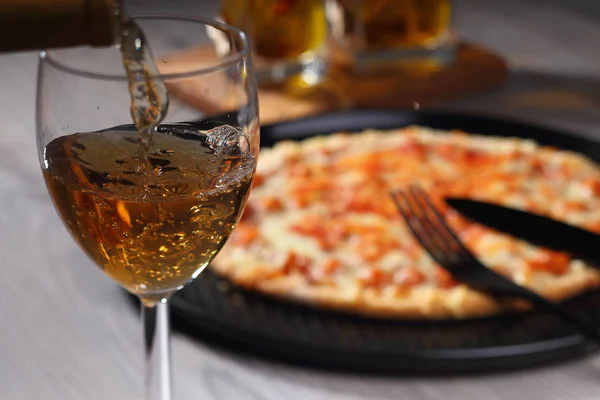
[446,198,600,264]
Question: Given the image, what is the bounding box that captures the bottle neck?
[0,0,118,53]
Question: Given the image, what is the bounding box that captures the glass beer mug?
[330,0,457,72]
[220,0,329,88]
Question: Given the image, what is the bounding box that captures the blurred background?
[120,0,600,135]
[3,0,600,399]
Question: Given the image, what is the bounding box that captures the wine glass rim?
[40,15,251,81]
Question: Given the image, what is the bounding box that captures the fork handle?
[518,291,600,346]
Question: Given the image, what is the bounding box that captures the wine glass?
[36,16,258,400]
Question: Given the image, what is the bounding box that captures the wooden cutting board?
[160,42,508,125]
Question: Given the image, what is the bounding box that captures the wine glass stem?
[142,297,172,400]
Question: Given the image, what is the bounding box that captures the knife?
[446,198,600,264]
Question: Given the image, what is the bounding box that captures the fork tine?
[390,190,426,242]
[408,185,478,266]
[390,189,453,267]
[390,191,430,248]
[405,186,459,259]
[392,186,470,270]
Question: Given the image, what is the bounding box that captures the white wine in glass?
[36,16,258,400]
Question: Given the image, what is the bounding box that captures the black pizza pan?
[137,110,600,374]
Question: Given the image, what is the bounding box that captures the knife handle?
[516,289,600,346]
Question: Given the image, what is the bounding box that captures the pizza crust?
[212,254,600,319]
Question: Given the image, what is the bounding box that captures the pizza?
[211,126,600,319]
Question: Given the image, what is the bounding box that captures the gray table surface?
[4,0,600,399]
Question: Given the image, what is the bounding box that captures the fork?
[390,185,600,345]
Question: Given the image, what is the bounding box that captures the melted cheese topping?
[217,127,600,295]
